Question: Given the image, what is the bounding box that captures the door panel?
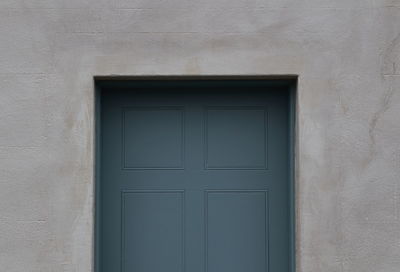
[99,82,291,272]
[123,107,185,169]
[122,191,184,272]
[205,107,267,169]
[206,191,268,272]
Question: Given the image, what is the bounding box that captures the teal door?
[98,81,293,272]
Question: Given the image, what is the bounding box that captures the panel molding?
[204,190,269,272]
[121,106,185,170]
[203,106,268,170]
[121,190,185,272]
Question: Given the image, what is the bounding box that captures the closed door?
[98,81,292,272]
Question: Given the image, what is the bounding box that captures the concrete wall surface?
[0,0,399,271]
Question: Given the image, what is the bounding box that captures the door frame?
[94,76,297,272]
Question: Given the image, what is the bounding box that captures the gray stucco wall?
[0,1,399,271]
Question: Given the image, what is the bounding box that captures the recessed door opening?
[95,78,296,272]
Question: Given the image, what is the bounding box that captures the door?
[98,81,293,272]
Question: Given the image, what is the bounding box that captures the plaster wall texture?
[0,0,399,271]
